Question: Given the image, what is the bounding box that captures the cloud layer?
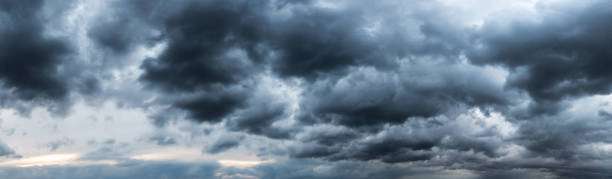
[2,0,612,178]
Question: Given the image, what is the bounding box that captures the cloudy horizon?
[1,0,612,178]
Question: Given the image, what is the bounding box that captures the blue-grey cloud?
[0,160,220,179]
[4,0,612,178]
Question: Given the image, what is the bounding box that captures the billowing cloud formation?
[4,0,612,178]
[0,0,71,101]
[469,1,612,115]
[0,0,102,115]
[127,0,487,128]
[297,63,509,128]
[80,0,612,177]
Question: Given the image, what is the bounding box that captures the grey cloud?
[468,1,612,115]
[288,109,514,164]
[0,159,454,179]
[118,0,469,127]
[0,0,105,116]
[148,135,177,146]
[204,134,244,154]
[225,87,292,139]
[298,62,509,128]
[0,160,220,179]
[80,146,126,161]
[103,139,116,145]
[98,0,518,166]
[517,114,612,161]
[46,137,75,151]
[6,0,612,178]
[132,0,270,124]
[173,89,249,123]
[0,0,71,101]
[251,159,480,179]
[0,141,17,157]
[269,7,377,80]
[297,125,361,146]
[598,110,612,119]
[87,14,159,55]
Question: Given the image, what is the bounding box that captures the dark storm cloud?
[80,0,612,178]
[267,0,469,80]
[269,8,376,80]
[0,0,71,101]
[298,126,361,146]
[515,113,612,162]
[225,87,292,139]
[87,14,159,55]
[136,0,274,91]
[226,104,288,139]
[329,138,438,163]
[289,110,512,163]
[131,0,271,124]
[468,1,612,115]
[451,2,612,177]
[121,0,473,126]
[298,64,509,128]
[0,0,104,117]
[98,0,515,164]
[86,0,167,56]
[108,0,477,130]
[173,89,248,123]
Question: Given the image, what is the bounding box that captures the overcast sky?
[1,0,612,178]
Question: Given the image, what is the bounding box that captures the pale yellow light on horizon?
[218,159,270,168]
[0,154,80,167]
[0,154,119,167]
[0,151,271,168]
[130,152,271,168]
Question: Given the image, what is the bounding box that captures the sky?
[1,0,612,178]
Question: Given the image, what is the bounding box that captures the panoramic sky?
[1,0,612,178]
